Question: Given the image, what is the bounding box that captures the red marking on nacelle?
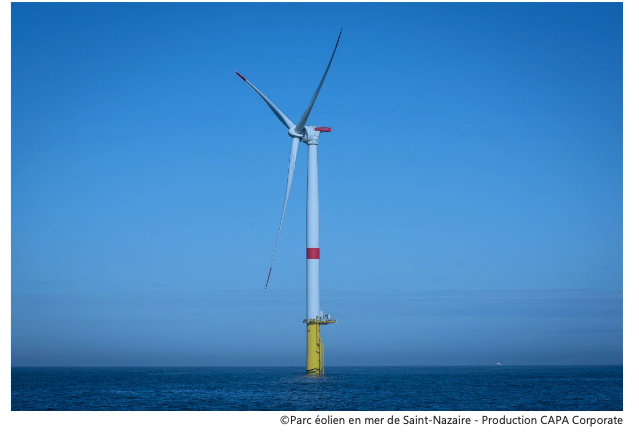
[236,71,247,82]
[307,248,320,259]
[315,127,332,132]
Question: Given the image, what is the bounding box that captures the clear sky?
[11,2,622,366]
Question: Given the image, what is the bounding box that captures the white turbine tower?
[235,30,341,375]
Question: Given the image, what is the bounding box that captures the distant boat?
[494,362,502,366]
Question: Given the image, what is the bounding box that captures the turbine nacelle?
[288,126,332,144]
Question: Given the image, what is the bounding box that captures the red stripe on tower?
[307,248,320,259]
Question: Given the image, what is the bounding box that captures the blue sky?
[11,2,622,366]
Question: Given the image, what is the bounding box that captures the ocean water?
[11,366,622,411]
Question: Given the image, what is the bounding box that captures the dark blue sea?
[11,366,622,411]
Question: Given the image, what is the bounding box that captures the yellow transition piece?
[305,318,336,375]
[306,323,322,375]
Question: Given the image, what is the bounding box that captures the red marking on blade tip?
[307,248,320,259]
[265,267,272,289]
[235,71,247,81]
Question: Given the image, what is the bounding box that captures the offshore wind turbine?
[234,30,341,375]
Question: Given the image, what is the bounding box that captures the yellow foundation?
[306,323,322,375]
[304,318,335,375]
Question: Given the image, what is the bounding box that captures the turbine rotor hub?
[287,127,304,139]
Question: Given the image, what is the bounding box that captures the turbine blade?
[234,70,295,130]
[294,29,342,134]
[265,136,300,289]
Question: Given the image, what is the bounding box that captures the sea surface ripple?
[11,366,622,411]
